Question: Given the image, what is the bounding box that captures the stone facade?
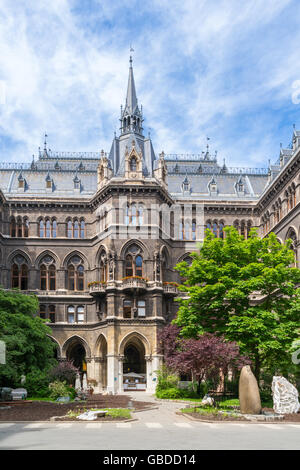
[0,57,299,393]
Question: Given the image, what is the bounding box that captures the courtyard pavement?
[0,392,299,450]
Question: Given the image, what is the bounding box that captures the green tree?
[174,227,300,381]
[0,289,57,387]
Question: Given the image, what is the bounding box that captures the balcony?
[163,283,179,296]
[88,282,107,296]
[122,277,147,292]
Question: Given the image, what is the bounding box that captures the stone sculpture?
[272,376,300,415]
[239,365,262,414]
[201,395,215,406]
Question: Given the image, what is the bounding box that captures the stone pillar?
[57,269,66,292]
[86,357,93,380]
[106,354,119,394]
[118,355,125,393]
[145,355,153,393]
[28,268,39,291]
[149,354,163,392]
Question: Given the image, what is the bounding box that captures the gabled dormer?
[124,141,143,180]
[235,175,245,196]
[208,175,218,195]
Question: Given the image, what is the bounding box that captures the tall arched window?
[138,205,143,226]
[219,222,224,239]
[10,217,16,237]
[80,220,85,239]
[17,218,23,238]
[52,220,57,238]
[192,221,196,240]
[212,222,218,237]
[46,219,51,238]
[125,245,143,277]
[67,220,73,238]
[39,257,56,291]
[67,256,85,291]
[24,218,29,238]
[39,220,44,238]
[11,256,28,290]
[74,220,79,239]
[100,254,107,282]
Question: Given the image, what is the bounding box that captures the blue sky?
[0,0,300,167]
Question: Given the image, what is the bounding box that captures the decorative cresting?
[97,150,113,190]
[154,151,168,188]
[124,141,143,180]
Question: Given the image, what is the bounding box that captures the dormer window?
[46,180,52,189]
[238,183,243,192]
[130,157,137,172]
[209,177,217,194]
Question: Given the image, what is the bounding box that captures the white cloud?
[0,0,299,168]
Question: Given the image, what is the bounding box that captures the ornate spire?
[120,55,143,135]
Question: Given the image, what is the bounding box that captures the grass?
[66,408,132,419]
[182,406,240,419]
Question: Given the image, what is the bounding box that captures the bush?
[49,361,78,385]
[25,370,52,398]
[48,380,73,400]
[156,388,183,399]
[155,365,179,392]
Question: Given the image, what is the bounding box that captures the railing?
[89,283,107,294]
[122,278,147,290]
[163,284,179,295]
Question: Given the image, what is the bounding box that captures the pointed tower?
[108,56,155,178]
[120,55,143,136]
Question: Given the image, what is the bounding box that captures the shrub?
[25,370,52,398]
[155,365,179,391]
[49,361,78,385]
[48,380,73,400]
[156,388,183,399]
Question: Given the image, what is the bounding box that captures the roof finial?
[129,45,134,66]
[44,132,48,151]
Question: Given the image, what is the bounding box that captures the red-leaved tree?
[158,326,250,394]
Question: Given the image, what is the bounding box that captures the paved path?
[0,393,299,450]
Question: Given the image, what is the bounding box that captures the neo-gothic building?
[0,56,299,393]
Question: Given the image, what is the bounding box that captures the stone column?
[150,354,163,392]
[118,355,125,393]
[106,354,119,394]
[145,355,153,393]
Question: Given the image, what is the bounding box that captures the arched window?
[74,220,79,239]
[39,305,46,320]
[40,264,47,290]
[20,264,28,290]
[130,157,137,172]
[125,206,130,225]
[212,222,218,238]
[192,221,196,240]
[219,222,224,239]
[12,263,20,288]
[11,256,28,290]
[80,220,85,239]
[24,218,29,238]
[125,245,143,277]
[45,219,51,238]
[10,217,16,237]
[68,265,75,290]
[125,254,134,277]
[135,255,143,277]
[49,305,56,323]
[49,264,56,290]
[67,305,85,323]
[100,257,107,282]
[67,258,85,291]
[131,204,137,226]
[52,220,57,238]
[240,221,246,238]
[67,220,72,238]
[17,218,22,238]
[39,220,44,238]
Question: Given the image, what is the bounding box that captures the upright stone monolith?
[239,365,262,414]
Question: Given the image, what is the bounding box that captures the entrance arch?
[121,335,147,391]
